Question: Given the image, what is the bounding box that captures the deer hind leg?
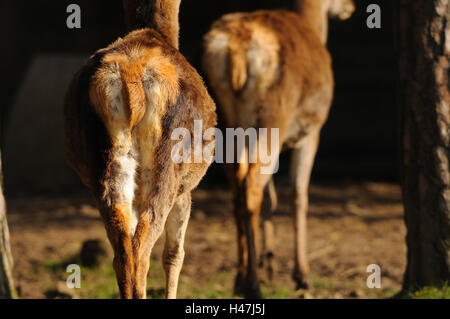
[232,181,250,296]
[130,216,151,299]
[290,132,320,290]
[100,148,137,299]
[226,162,248,296]
[101,203,134,299]
[130,170,179,298]
[244,181,263,299]
[130,205,168,299]
[259,178,277,282]
[129,175,170,299]
[234,164,271,299]
[130,181,177,299]
[233,182,264,299]
[163,192,191,299]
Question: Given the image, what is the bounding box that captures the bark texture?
[395,0,450,289]
[0,150,17,298]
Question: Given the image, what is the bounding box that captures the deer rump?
[203,13,281,130]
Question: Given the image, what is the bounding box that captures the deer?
[64,0,216,299]
[202,0,355,298]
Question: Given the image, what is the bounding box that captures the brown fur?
[64,2,216,299]
[123,0,181,49]
[203,0,354,298]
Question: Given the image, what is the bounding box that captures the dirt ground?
[6,181,406,299]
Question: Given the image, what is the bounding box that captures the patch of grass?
[147,287,165,299]
[397,284,450,299]
[41,256,119,299]
[312,278,335,290]
[39,256,315,299]
[41,259,69,272]
[261,286,296,299]
[80,263,119,299]
[180,272,297,299]
[179,271,236,299]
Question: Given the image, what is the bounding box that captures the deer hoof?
[234,275,262,299]
[292,273,312,290]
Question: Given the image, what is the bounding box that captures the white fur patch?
[130,207,139,237]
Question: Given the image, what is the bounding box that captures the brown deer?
[64,0,216,299]
[202,0,355,298]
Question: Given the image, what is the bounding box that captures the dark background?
[0,0,396,195]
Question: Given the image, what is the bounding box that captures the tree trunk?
[395,0,450,290]
[0,151,17,298]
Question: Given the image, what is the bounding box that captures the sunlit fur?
[203,0,355,297]
[64,1,216,299]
